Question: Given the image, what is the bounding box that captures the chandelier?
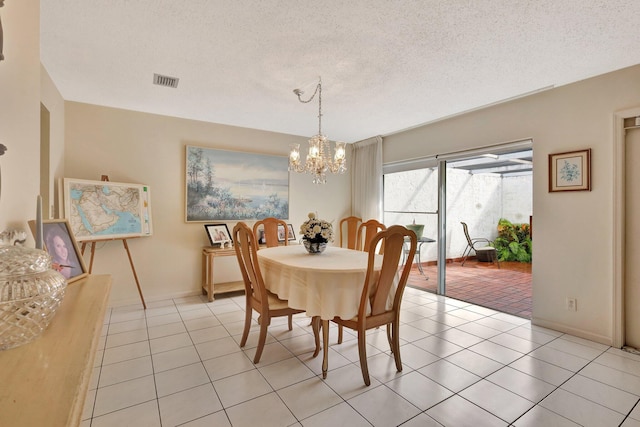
[289,77,347,184]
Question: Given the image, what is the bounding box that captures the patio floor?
[406,258,532,319]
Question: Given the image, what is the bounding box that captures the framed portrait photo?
[204,223,232,246]
[277,224,296,242]
[549,149,591,192]
[29,219,88,283]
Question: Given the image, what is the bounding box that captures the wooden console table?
[202,246,244,301]
[0,274,112,427]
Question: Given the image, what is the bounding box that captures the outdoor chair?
[460,221,500,267]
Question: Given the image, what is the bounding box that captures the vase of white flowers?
[300,212,333,254]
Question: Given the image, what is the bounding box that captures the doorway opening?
[383,141,533,317]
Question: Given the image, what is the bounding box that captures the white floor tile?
[277,377,343,420]
[258,356,316,390]
[486,366,555,403]
[347,384,421,427]
[560,374,639,414]
[413,335,464,358]
[226,392,297,427]
[512,405,580,427]
[155,362,210,397]
[445,349,504,377]
[152,345,201,373]
[459,379,535,423]
[436,327,485,348]
[158,383,223,426]
[540,388,625,426]
[426,395,507,427]
[93,375,156,417]
[149,332,193,354]
[214,369,273,408]
[88,292,640,427]
[202,351,256,381]
[386,370,454,410]
[397,342,441,370]
[529,346,591,372]
[418,359,482,393]
[300,401,371,427]
[509,355,574,386]
[98,355,153,387]
[91,400,161,427]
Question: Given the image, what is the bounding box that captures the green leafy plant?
[493,218,532,262]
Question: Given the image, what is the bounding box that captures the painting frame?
[549,149,591,192]
[278,224,296,242]
[29,219,88,284]
[185,145,290,222]
[204,223,232,246]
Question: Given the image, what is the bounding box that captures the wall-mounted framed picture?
[549,149,591,192]
[29,219,88,283]
[278,224,296,242]
[185,145,289,222]
[204,223,232,246]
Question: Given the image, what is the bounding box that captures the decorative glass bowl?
[0,245,67,350]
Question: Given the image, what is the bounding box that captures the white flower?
[300,214,334,243]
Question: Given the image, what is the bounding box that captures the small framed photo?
[549,149,591,192]
[277,224,296,242]
[204,223,232,246]
[29,219,88,283]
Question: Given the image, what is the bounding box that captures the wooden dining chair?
[233,222,303,363]
[356,219,386,253]
[253,217,288,248]
[329,225,417,386]
[339,216,362,249]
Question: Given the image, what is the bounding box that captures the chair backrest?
[359,225,417,318]
[461,222,474,246]
[253,217,288,248]
[339,216,362,249]
[357,219,387,252]
[233,222,268,309]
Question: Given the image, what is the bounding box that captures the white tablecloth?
[257,245,393,320]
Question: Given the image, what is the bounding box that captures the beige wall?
[64,103,352,304]
[0,1,41,235]
[384,64,640,345]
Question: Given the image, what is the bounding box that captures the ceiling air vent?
[153,73,179,88]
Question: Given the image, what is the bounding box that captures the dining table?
[256,244,395,378]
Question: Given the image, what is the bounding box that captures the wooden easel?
[79,175,147,309]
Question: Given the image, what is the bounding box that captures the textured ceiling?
[40,1,640,143]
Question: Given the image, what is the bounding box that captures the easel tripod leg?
[123,239,147,309]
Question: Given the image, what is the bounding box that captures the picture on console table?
[186,145,289,221]
[204,223,232,246]
[29,219,88,283]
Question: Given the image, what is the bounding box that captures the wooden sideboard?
[202,246,244,301]
[0,274,112,426]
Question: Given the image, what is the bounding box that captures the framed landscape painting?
[186,145,289,221]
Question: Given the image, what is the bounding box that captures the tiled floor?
[407,260,532,319]
[83,288,640,427]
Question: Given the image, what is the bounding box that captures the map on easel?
[63,178,152,242]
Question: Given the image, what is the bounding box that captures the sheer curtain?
[350,135,383,221]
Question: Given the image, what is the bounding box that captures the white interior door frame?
[613,106,640,348]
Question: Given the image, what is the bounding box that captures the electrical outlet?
[566,298,577,311]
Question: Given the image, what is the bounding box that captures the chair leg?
[239,306,252,347]
[338,325,343,344]
[386,323,393,352]
[391,320,402,372]
[461,245,472,266]
[311,316,321,358]
[357,330,371,386]
[288,314,293,331]
[253,315,269,363]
